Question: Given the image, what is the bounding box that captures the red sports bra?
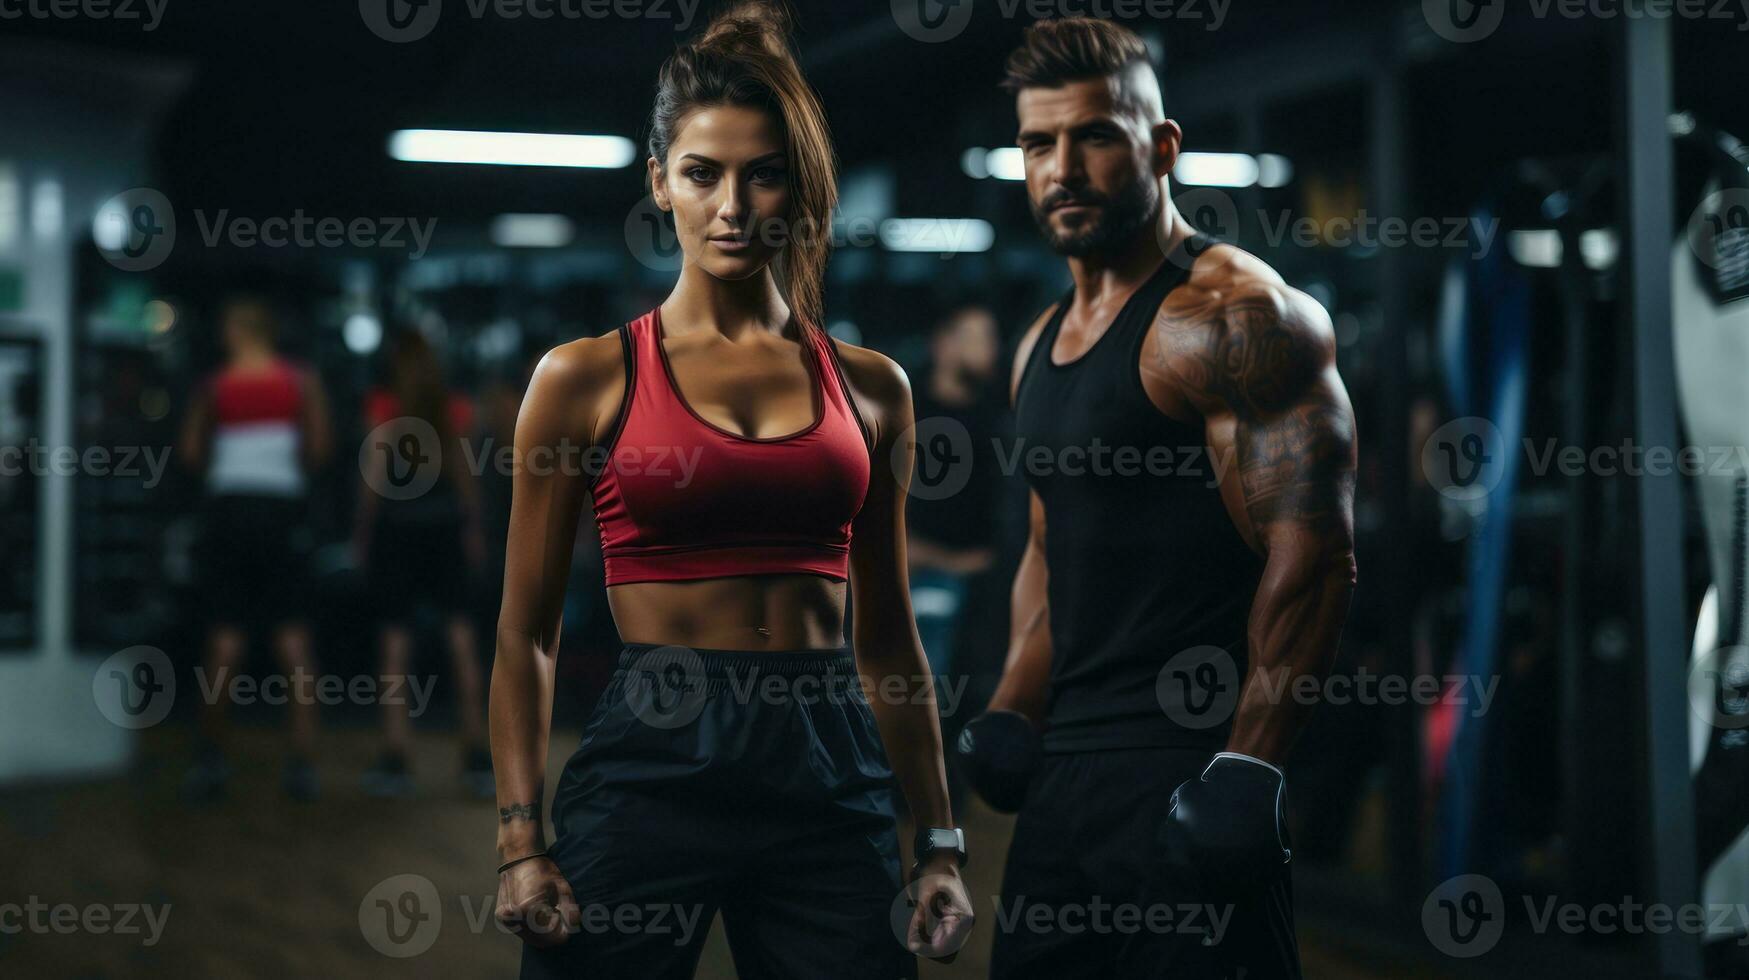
[589,308,873,586]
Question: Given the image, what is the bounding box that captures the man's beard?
[1030,178,1159,258]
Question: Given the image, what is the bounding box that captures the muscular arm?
[988,492,1051,722]
[1159,283,1358,766]
[490,342,612,860]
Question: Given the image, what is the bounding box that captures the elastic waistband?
[615,642,857,693]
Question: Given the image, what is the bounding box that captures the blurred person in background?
[353,330,492,798]
[178,293,332,802]
[907,304,1004,675]
[489,4,972,977]
[907,303,1007,807]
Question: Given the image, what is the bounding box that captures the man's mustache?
[1040,191,1107,211]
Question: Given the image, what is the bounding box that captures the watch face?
[917,829,966,858]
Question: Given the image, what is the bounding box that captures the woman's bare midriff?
[607,574,849,650]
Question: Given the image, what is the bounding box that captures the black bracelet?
[496,850,548,875]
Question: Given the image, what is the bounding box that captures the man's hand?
[905,857,975,961]
[955,709,1042,813]
[1157,753,1290,900]
[495,857,580,949]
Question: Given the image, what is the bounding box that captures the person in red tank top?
[177,292,332,803]
[489,5,972,977]
[353,331,492,799]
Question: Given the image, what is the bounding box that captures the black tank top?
[1013,235,1264,752]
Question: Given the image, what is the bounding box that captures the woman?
[353,331,491,798]
[180,292,330,802]
[489,5,973,978]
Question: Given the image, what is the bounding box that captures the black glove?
[954,710,1041,813]
[1158,753,1290,898]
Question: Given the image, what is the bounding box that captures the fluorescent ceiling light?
[1176,152,1261,188]
[491,213,575,248]
[1257,154,1295,188]
[986,147,1025,181]
[389,130,636,168]
[879,218,994,253]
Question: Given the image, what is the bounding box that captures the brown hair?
[1001,17,1152,93]
[648,1,837,333]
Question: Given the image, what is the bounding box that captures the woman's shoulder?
[826,335,910,407]
[533,331,629,395]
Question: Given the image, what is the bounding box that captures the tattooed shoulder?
[1154,282,1333,422]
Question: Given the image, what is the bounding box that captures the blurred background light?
[388,129,636,168]
[489,213,575,248]
[878,217,994,253]
[1176,152,1263,188]
[343,312,383,354]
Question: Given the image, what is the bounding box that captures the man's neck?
[1064,204,1195,310]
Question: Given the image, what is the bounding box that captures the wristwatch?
[912,827,968,875]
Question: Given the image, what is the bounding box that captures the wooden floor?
[0,726,1447,979]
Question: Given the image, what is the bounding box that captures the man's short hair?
[1001,17,1152,93]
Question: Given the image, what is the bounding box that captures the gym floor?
[0,726,1464,979]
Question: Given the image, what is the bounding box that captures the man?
[956,19,1357,979]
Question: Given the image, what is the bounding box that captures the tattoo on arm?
[499,802,541,825]
[1160,293,1357,537]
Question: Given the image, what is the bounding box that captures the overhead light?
[961,147,990,181]
[986,147,1025,181]
[1257,154,1295,188]
[1176,153,1261,188]
[879,218,994,253]
[389,129,636,168]
[491,213,575,248]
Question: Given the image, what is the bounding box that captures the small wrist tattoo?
[499,801,540,825]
